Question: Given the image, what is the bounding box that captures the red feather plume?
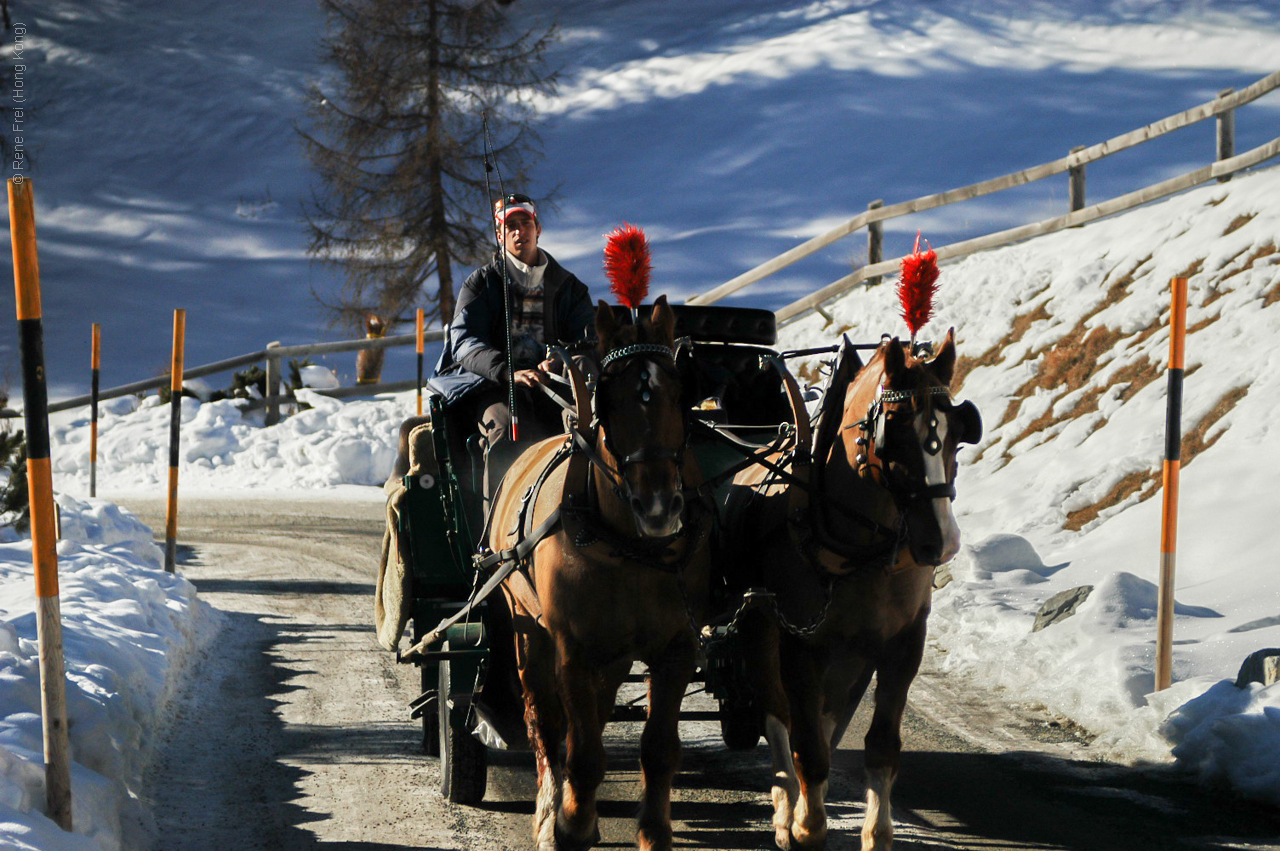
[898,231,940,339]
[603,223,651,309]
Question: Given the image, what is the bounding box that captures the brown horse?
[487,295,710,851]
[726,331,981,851]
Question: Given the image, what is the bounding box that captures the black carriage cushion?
[610,304,777,346]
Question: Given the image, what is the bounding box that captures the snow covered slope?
[779,161,1280,802]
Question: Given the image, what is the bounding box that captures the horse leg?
[860,617,927,851]
[829,664,875,750]
[739,611,798,851]
[636,634,697,851]
[783,647,830,851]
[519,631,566,851]
[554,641,606,851]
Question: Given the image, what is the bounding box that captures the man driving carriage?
[389,193,596,479]
[431,192,596,447]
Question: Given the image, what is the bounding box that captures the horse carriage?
[393,301,796,803]
[379,229,981,851]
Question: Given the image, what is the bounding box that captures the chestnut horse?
[487,295,710,851]
[726,331,981,851]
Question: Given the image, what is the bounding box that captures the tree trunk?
[436,238,455,321]
[424,0,455,322]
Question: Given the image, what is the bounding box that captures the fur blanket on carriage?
[375,421,434,651]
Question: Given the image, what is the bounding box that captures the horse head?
[593,294,687,538]
[832,329,982,566]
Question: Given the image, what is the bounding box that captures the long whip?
[482,114,519,441]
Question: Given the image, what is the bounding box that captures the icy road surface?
[123,497,1280,851]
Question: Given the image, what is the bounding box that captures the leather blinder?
[953,400,983,445]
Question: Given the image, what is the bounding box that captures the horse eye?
[642,390,652,403]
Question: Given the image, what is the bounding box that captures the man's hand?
[513,368,547,388]
[538,357,558,375]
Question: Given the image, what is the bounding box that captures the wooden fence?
[3,330,444,424]
[687,70,1280,325]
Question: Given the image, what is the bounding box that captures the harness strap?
[691,419,895,539]
[502,557,545,623]
[476,506,564,573]
[908,482,956,502]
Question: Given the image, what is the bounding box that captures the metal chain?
[769,578,837,638]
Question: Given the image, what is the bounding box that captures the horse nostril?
[669,492,684,516]
[630,496,647,517]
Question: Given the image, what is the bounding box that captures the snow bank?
[50,390,410,495]
[0,496,212,850]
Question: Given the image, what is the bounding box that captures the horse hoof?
[788,827,827,851]
[637,824,674,851]
[553,820,599,851]
[774,827,794,850]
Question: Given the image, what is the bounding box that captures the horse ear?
[649,294,676,345]
[883,336,906,380]
[596,299,618,353]
[929,327,957,387]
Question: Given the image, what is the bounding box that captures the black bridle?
[852,381,983,511]
[584,341,691,505]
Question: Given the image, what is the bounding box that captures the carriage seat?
[680,342,792,426]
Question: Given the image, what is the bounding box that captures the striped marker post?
[416,308,425,416]
[164,309,185,573]
[1155,276,1189,692]
[90,323,100,498]
[8,178,74,830]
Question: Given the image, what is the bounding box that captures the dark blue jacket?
[430,251,594,406]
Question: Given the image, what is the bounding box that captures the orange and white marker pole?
[90,323,100,498]
[416,308,425,417]
[164,309,185,573]
[8,178,74,830]
[1155,276,1189,691]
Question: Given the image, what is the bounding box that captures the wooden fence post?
[1217,88,1235,183]
[8,177,74,831]
[865,199,884,286]
[264,341,281,426]
[1155,276,1189,692]
[1068,146,1086,213]
[416,308,425,417]
[164,309,185,574]
[90,323,100,498]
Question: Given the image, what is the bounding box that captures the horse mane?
[811,341,862,468]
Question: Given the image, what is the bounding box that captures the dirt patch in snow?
[954,302,1050,392]
[1223,212,1257,236]
[1062,384,1250,531]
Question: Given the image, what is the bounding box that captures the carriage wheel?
[438,659,488,804]
[718,698,762,750]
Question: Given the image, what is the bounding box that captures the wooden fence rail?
[689,69,1280,316]
[775,133,1280,323]
[0,329,445,418]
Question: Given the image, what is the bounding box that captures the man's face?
[501,212,540,265]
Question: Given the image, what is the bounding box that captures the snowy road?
[116,496,1280,851]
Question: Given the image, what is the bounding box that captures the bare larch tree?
[302,0,557,331]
